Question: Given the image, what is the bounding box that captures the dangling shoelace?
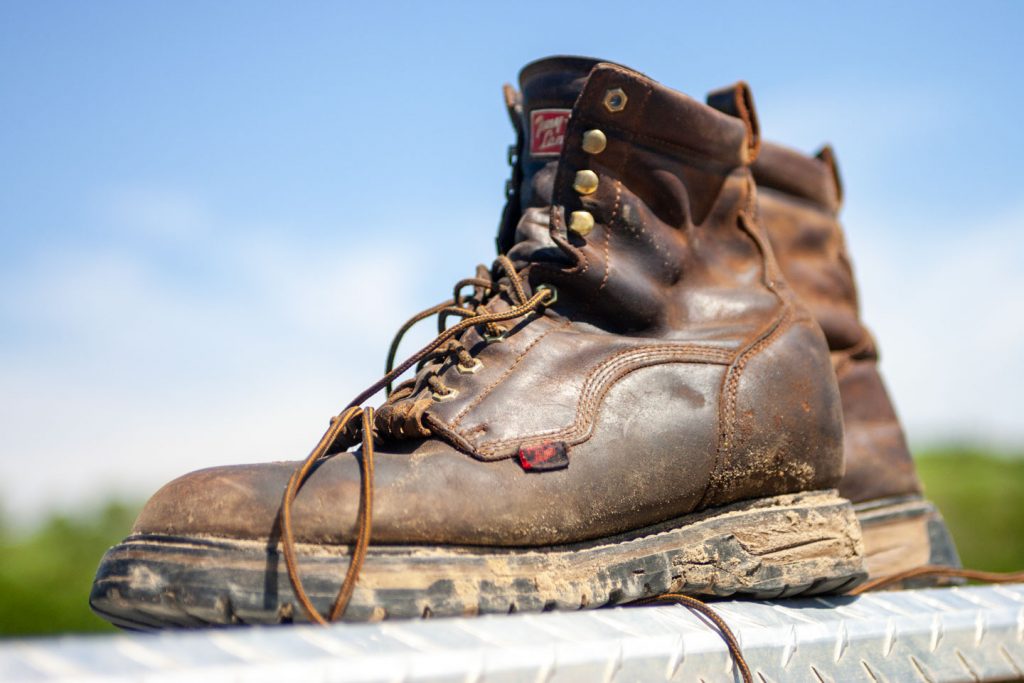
[647,566,1024,683]
[635,594,753,683]
[276,252,764,677]
[276,253,762,681]
[632,565,1024,683]
[643,566,1024,683]
[283,252,1024,682]
[279,247,1024,680]
[848,565,1024,595]
[279,255,555,625]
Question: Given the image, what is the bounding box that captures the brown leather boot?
[91,57,865,628]
[751,142,960,580]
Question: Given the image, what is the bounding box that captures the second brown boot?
[751,141,961,580]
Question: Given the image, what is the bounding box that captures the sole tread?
[92,489,867,628]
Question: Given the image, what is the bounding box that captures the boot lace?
[278,253,755,681]
[382,255,545,397]
[848,565,1024,595]
[280,255,555,624]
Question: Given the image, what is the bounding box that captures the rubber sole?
[90,489,866,629]
[855,494,961,585]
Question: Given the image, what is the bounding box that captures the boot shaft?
[500,57,778,339]
[752,142,863,351]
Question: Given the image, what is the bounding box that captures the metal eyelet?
[603,88,627,113]
[483,325,508,343]
[456,358,484,374]
[536,284,558,306]
[432,386,459,402]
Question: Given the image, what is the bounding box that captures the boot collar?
[752,142,843,212]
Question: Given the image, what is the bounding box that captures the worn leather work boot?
[751,142,960,579]
[91,57,866,628]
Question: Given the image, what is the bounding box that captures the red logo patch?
[529,109,571,157]
[518,441,570,472]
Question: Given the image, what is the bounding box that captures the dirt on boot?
[91,57,867,628]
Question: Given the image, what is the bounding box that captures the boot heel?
[855,495,961,584]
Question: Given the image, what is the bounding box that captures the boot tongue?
[519,56,600,157]
[507,56,603,263]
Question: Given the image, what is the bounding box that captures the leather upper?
[133,59,845,548]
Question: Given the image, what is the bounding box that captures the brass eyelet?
[603,88,628,113]
[432,386,459,402]
[483,325,508,343]
[456,358,484,374]
[536,284,558,306]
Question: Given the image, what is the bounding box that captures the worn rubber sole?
[91,489,866,629]
[855,494,961,585]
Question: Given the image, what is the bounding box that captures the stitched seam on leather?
[699,176,793,507]
[582,64,742,165]
[473,343,733,457]
[576,116,740,171]
[449,321,567,429]
[579,223,591,273]
[598,180,620,291]
[717,308,793,454]
[597,85,648,252]
[599,225,611,289]
[563,350,729,449]
[423,412,475,454]
[478,347,732,455]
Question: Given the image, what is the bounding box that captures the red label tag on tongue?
[529,109,571,157]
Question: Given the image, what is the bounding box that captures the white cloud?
[851,202,1024,447]
[100,186,212,242]
[0,188,453,523]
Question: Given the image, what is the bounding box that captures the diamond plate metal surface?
[2,584,1023,682]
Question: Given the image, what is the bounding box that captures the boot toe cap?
[132,461,302,540]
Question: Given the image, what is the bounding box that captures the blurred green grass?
[0,501,137,635]
[1,447,1022,636]
[915,447,1024,573]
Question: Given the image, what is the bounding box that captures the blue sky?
[2,2,1022,520]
